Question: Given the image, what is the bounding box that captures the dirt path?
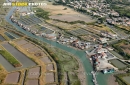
[107,75,119,85]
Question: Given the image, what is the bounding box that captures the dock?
[91,71,98,85]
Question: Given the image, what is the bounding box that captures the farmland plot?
[69,28,90,36]
[45,72,55,83]
[27,67,40,79]
[26,79,39,85]
[110,59,127,69]
[123,76,130,84]
[19,15,42,25]
[41,57,52,64]
[4,72,20,84]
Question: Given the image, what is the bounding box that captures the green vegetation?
[112,40,130,60]
[63,7,67,10]
[0,2,9,15]
[0,50,21,67]
[89,7,98,12]
[109,50,124,59]
[52,2,61,5]
[0,65,7,85]
[106,0,129,4]
[27,38,80,85]
[115,73,130,85]
[111,5,130,18]
[109,59,127,70]
[52,18,87,25]
[123,76,130,84]
[34,8,49,19]
[57,13,62,15]
[105,0,130,5]
[105,0,112,4]
[98,17,106,23]
[0,19,16,30]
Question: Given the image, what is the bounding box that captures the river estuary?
[5,6,109,85]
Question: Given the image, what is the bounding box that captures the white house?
[99,38,109,43]
[97,48,107,53]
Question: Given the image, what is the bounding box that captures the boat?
[56,41,59,43]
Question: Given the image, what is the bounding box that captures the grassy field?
[27,38,80,85]
[0,3,9,16]
[123,76,130,85]
[87,24,114,33]
[46,19,85,30]
[0,65,7,84]
[69,28,89,36]
[39,3,79,15]
[110,59,127,69]
[0,48,22,67]
[112,40,130,60]
[0,0,10,27]
[39,1,94,23]
[80,35,98,41]
[44,45,80,84]
[109,50,124,59]
[118,25,130,31]
[117,42,130,55]
[115,73,130,85]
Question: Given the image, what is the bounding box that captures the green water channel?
[8,32,20,38]
[4,32,15,39]
[0,35,5,41]
[5,7,110,85]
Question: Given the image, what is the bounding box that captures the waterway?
[5,7,109,85]
[0,35,5,41]
[8,32,20,38]
[4,32,15,39]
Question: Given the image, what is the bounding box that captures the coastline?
[75,54,87,85]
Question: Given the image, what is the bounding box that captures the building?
[108,33,117,39]
[103,68,115,74]
[97,48,107,53]
[101,52,107,58]
[42,33,56,40]
[99,38,109,44]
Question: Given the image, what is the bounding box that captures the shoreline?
[74,54,87,85]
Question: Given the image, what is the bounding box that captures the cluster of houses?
[100,32,117,39]
[10,15,56,40]
[58,36,91,50]
[106,17,130,26]
[98,38,109,44]
[61,0,110,17]
[60,0,130,26]
[90,45,116,73]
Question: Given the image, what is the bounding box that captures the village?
[0,0,130,85]
[60,0,130,26]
